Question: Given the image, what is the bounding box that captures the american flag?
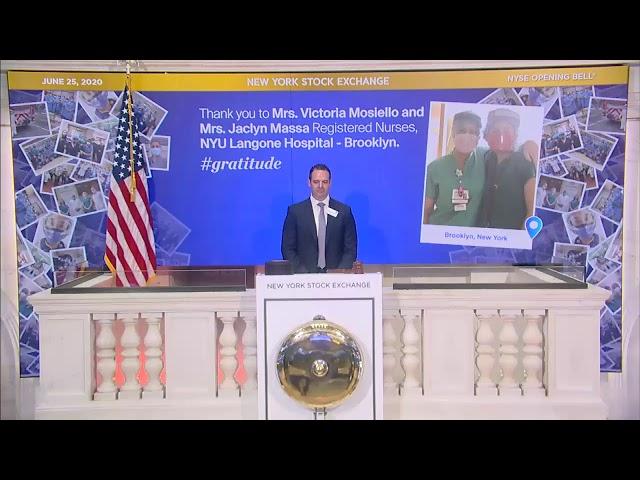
[104,86,157,286]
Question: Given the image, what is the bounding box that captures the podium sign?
[256,273,383,420]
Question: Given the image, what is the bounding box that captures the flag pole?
[125,60,136,202]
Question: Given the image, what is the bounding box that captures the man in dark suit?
[281,164,357,273]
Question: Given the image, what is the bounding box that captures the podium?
[255,273,383,419]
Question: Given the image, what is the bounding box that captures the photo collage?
[10,88,181,377]
[447,84,627,371]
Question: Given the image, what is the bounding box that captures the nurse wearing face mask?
[477,108,537,230]
[568,209,600,247]
[147,140,164,168]
[424,111,486,226]
[39,214,72,252]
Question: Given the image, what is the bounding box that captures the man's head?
[484,108,520,153]
[451,111,481,155]
[308,164,331,201]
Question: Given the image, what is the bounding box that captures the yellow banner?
[8,65,629,91]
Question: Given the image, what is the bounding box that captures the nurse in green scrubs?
[424,111,486,227]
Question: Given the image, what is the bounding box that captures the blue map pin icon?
[525,216,543,239]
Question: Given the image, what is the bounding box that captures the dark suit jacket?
[281,198,357,273]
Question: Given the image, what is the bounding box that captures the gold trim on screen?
[8,66,630,92]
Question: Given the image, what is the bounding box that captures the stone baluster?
[498,309,521,397]
[474,310,498,395]
[218,314,239,396]
[142,313,165,399]
[522,309,546,397]
[94,313,117,401]
[400,309,422,394]
[118,312,142,400]
[383,315,398,392]
[241,314,257,393]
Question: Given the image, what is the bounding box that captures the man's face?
[308,169,331,201]
[485,120,517,152]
